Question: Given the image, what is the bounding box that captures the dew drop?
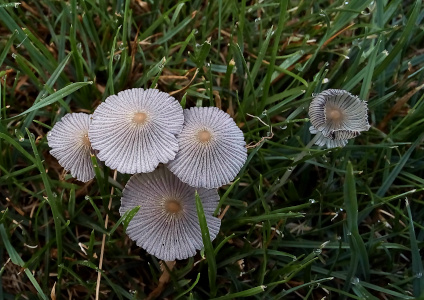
[114,54,121,61]
[262,109,267,115]
[309,199,316,203]
[255,18,261,23]
[416,272,423,279]
[12,53,17,59]
[85,195,90,201]
[351,277,360,285]
[314,248,322,255]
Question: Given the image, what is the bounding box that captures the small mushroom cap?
[309,126,348,148]
[168,107,247,189]
[47,113,94,182]
[309,89,370,139]
[119,167,221,261]
[88,88,184,174]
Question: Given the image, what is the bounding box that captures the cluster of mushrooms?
[47,88,369,261]
[47,88,247,261]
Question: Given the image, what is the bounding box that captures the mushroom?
[119,166,221,261]
[47,113,95,182]
[167,106,247,189]
[88,88,184,174]
[308,89,370,148]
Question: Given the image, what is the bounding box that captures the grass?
[1,0,424,299]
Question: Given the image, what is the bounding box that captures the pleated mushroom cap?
[168,107,247,189]
[47,113,94,182]
[119,167,221,261]
[89,88,184,174]
[308,89,370,148]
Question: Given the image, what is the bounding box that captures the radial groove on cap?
[308,89,370,148]
[89,88,184,174]
[119,167,221,261]
[168,107,247,189]
[47,113,95,182]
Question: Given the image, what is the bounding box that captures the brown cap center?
[165,199,182,214]
[327,108,342,121]
[82,134,91,147]
[198,130,211,143]
[133,112,148,125]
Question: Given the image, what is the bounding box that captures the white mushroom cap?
[88,88,184,174]
[119,167,221,261]
[308,89,370,148]
[47,113,95,182]
[167,107,247,189]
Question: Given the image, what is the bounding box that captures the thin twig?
[245,113,274,149]
[95,169,118,300]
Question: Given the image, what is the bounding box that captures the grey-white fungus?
[119,166,221,261]
[308,89,370,148]
[167,106,247,189]
[88,88,184,174]
[47,113,94,182]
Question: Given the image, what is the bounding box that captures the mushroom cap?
[167,106,247,189]
[308,89,370,139]
[309,126,348,148]
[88,88,184,174]
[119,166,221,261]
[47,113,94,182]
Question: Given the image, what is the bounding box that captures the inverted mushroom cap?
[168,106,247,189]
[89,88,184,174]
[47,113,94,182]
[309,126,348,148]
[308,89,370,147]
[119,167,221,261]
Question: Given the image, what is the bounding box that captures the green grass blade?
[0,224,49,300]
[195,191,217,297]
[16,81,93,117]
[405,199,424,296]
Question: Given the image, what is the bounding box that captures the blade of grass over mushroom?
[90,154,106,195]
[0,224,49,300]
[405,199,424,296]
[108,206,140,237]
[260,0,288,111]
[16,81,93,117]
[195,191,217,297]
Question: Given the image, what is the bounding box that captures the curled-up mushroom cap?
[47,113,95,182]
[88,88,184,174]
[168,107,247,189]
[119,167,221,261]
[308,89,370,147]
[309,126,348,148]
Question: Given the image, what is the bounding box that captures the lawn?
[1,0,424,299]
